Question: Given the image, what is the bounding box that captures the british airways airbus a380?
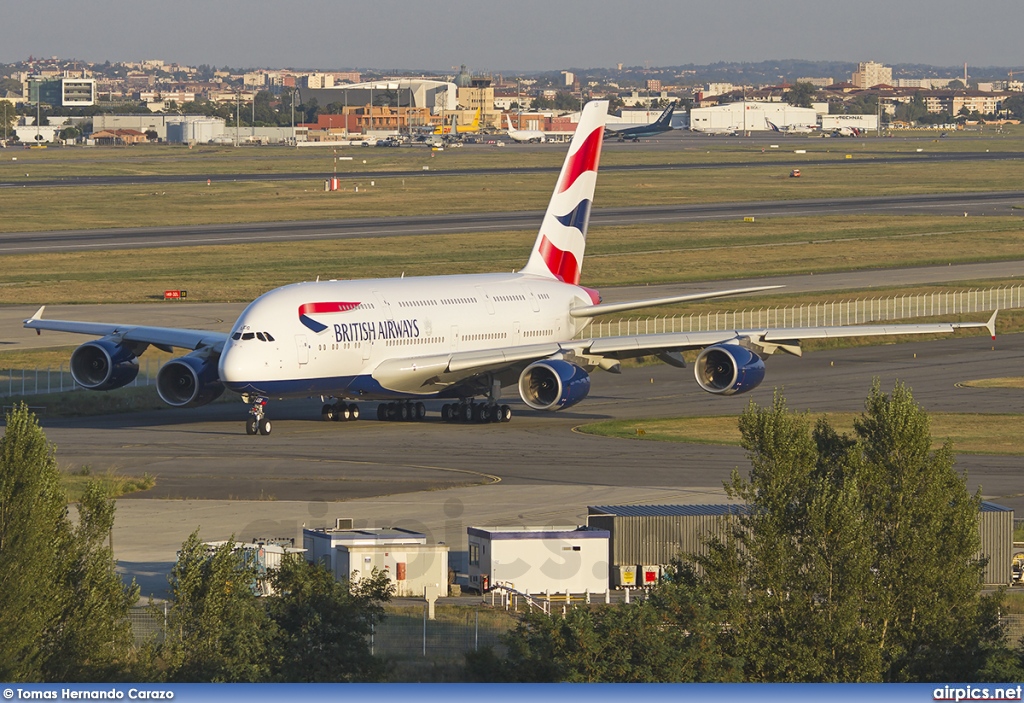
[24,101,996,436]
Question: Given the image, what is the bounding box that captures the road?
[1,191,1022,254]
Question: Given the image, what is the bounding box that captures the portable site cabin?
[467,526,610,594]
[302,525,448,597]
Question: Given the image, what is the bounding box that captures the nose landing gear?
[245,397,272,436]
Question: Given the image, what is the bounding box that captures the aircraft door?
[295,335,309,365]
[513,321,521,346]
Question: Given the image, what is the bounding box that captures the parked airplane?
[766,119,816,135]
[605,103,675,141]
[505,115,547,143]
[24,100,996,436]
[433,108,481,135]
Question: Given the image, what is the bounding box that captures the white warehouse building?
[467,526,610,594]
[303,525,449,597]
[690,101,818,133]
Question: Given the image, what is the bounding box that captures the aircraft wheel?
[441,404,451,422]
[246,416,258,435]
[415,402,426,421]
[499,405,512,423]
[340,403,352,421]
[258,417,272,436]
[348,404,360,421]
[321,403,335,421]
[377,404,388,421]
[461,404,473,422]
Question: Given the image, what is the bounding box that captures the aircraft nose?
[218,343,253,391]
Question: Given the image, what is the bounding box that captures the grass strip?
[577,412,1024,456]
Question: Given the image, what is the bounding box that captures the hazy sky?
[3,0,1022,72]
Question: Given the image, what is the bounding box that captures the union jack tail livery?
[521,100,607,285]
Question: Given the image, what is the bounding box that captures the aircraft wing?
[582,313,997,360]
[22,306,229,353]
[370,313,996,394]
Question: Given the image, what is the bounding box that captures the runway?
[1,190,1022,254]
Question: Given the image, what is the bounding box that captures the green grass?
[1,152,1021,233]
[1,215,1022,305]
[961,377,1024,390]
[0,384,233,418]
[578,413,1024,456]
[61,465,156,502]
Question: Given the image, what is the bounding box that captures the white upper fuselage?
[218,272,598,400]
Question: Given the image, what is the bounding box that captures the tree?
[266,558,393,682]
[0,404,136,682]
[894,93,928,123]
[1003,95,1024,121]
[468,600,694,682]
[156,532,274,682]
[0,404,68,681]
[684,383,1008,682]
[785,82,818,108]
[41,482,139,682]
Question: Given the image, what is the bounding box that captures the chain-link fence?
[584,285,1023,339]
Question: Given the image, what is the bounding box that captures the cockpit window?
[242,332,255,340]
[264,333,275,342]
[231,332,242,340]
[256,332,267,341]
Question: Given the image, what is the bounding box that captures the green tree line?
[466,383,1024,683]
[0,404,393,682]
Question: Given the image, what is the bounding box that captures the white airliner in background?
[505,115,547,143]
[25,100,996,436]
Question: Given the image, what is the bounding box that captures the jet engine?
[518,359,591,411]
[70,338,140,391]
[694,344,765,396]
[157,353,224,408]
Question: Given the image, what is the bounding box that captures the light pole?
[291,89,295,147]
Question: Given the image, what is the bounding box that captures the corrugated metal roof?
[588,504,749,517]
[981,501,1013,513]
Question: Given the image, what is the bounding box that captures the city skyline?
[2,0,1022,73]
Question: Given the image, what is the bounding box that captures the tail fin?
[506,114,517,133]
[521,100,608,285]
[766,119,780,132]
[656,103,675,125]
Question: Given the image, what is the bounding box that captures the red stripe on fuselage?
[538,235,580,285]
[298,302,361,316]
[557,127,604,194]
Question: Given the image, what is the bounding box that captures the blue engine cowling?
[157,354,225,408]
[694,344,766,396]
[518,359,591,411]
[70,338,140,391]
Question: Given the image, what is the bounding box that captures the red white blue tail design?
[522,100,608,285]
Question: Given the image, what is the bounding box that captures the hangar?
[297,79,458,115]
[690,101,818,133]
[589,502,1014,588]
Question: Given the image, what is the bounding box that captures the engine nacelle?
[694,344,766,396]
[518,359,591,411]
[70,338,140,391]
[157,354,224,408]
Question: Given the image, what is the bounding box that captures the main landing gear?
[376,401,427,422]
[245,397,272,436]
[322,401,361,422]
[441,401,512,424]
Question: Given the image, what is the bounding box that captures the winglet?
[27,305,45,322]
[987,309,998,340]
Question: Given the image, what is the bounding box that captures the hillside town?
[1,57,1022,145]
